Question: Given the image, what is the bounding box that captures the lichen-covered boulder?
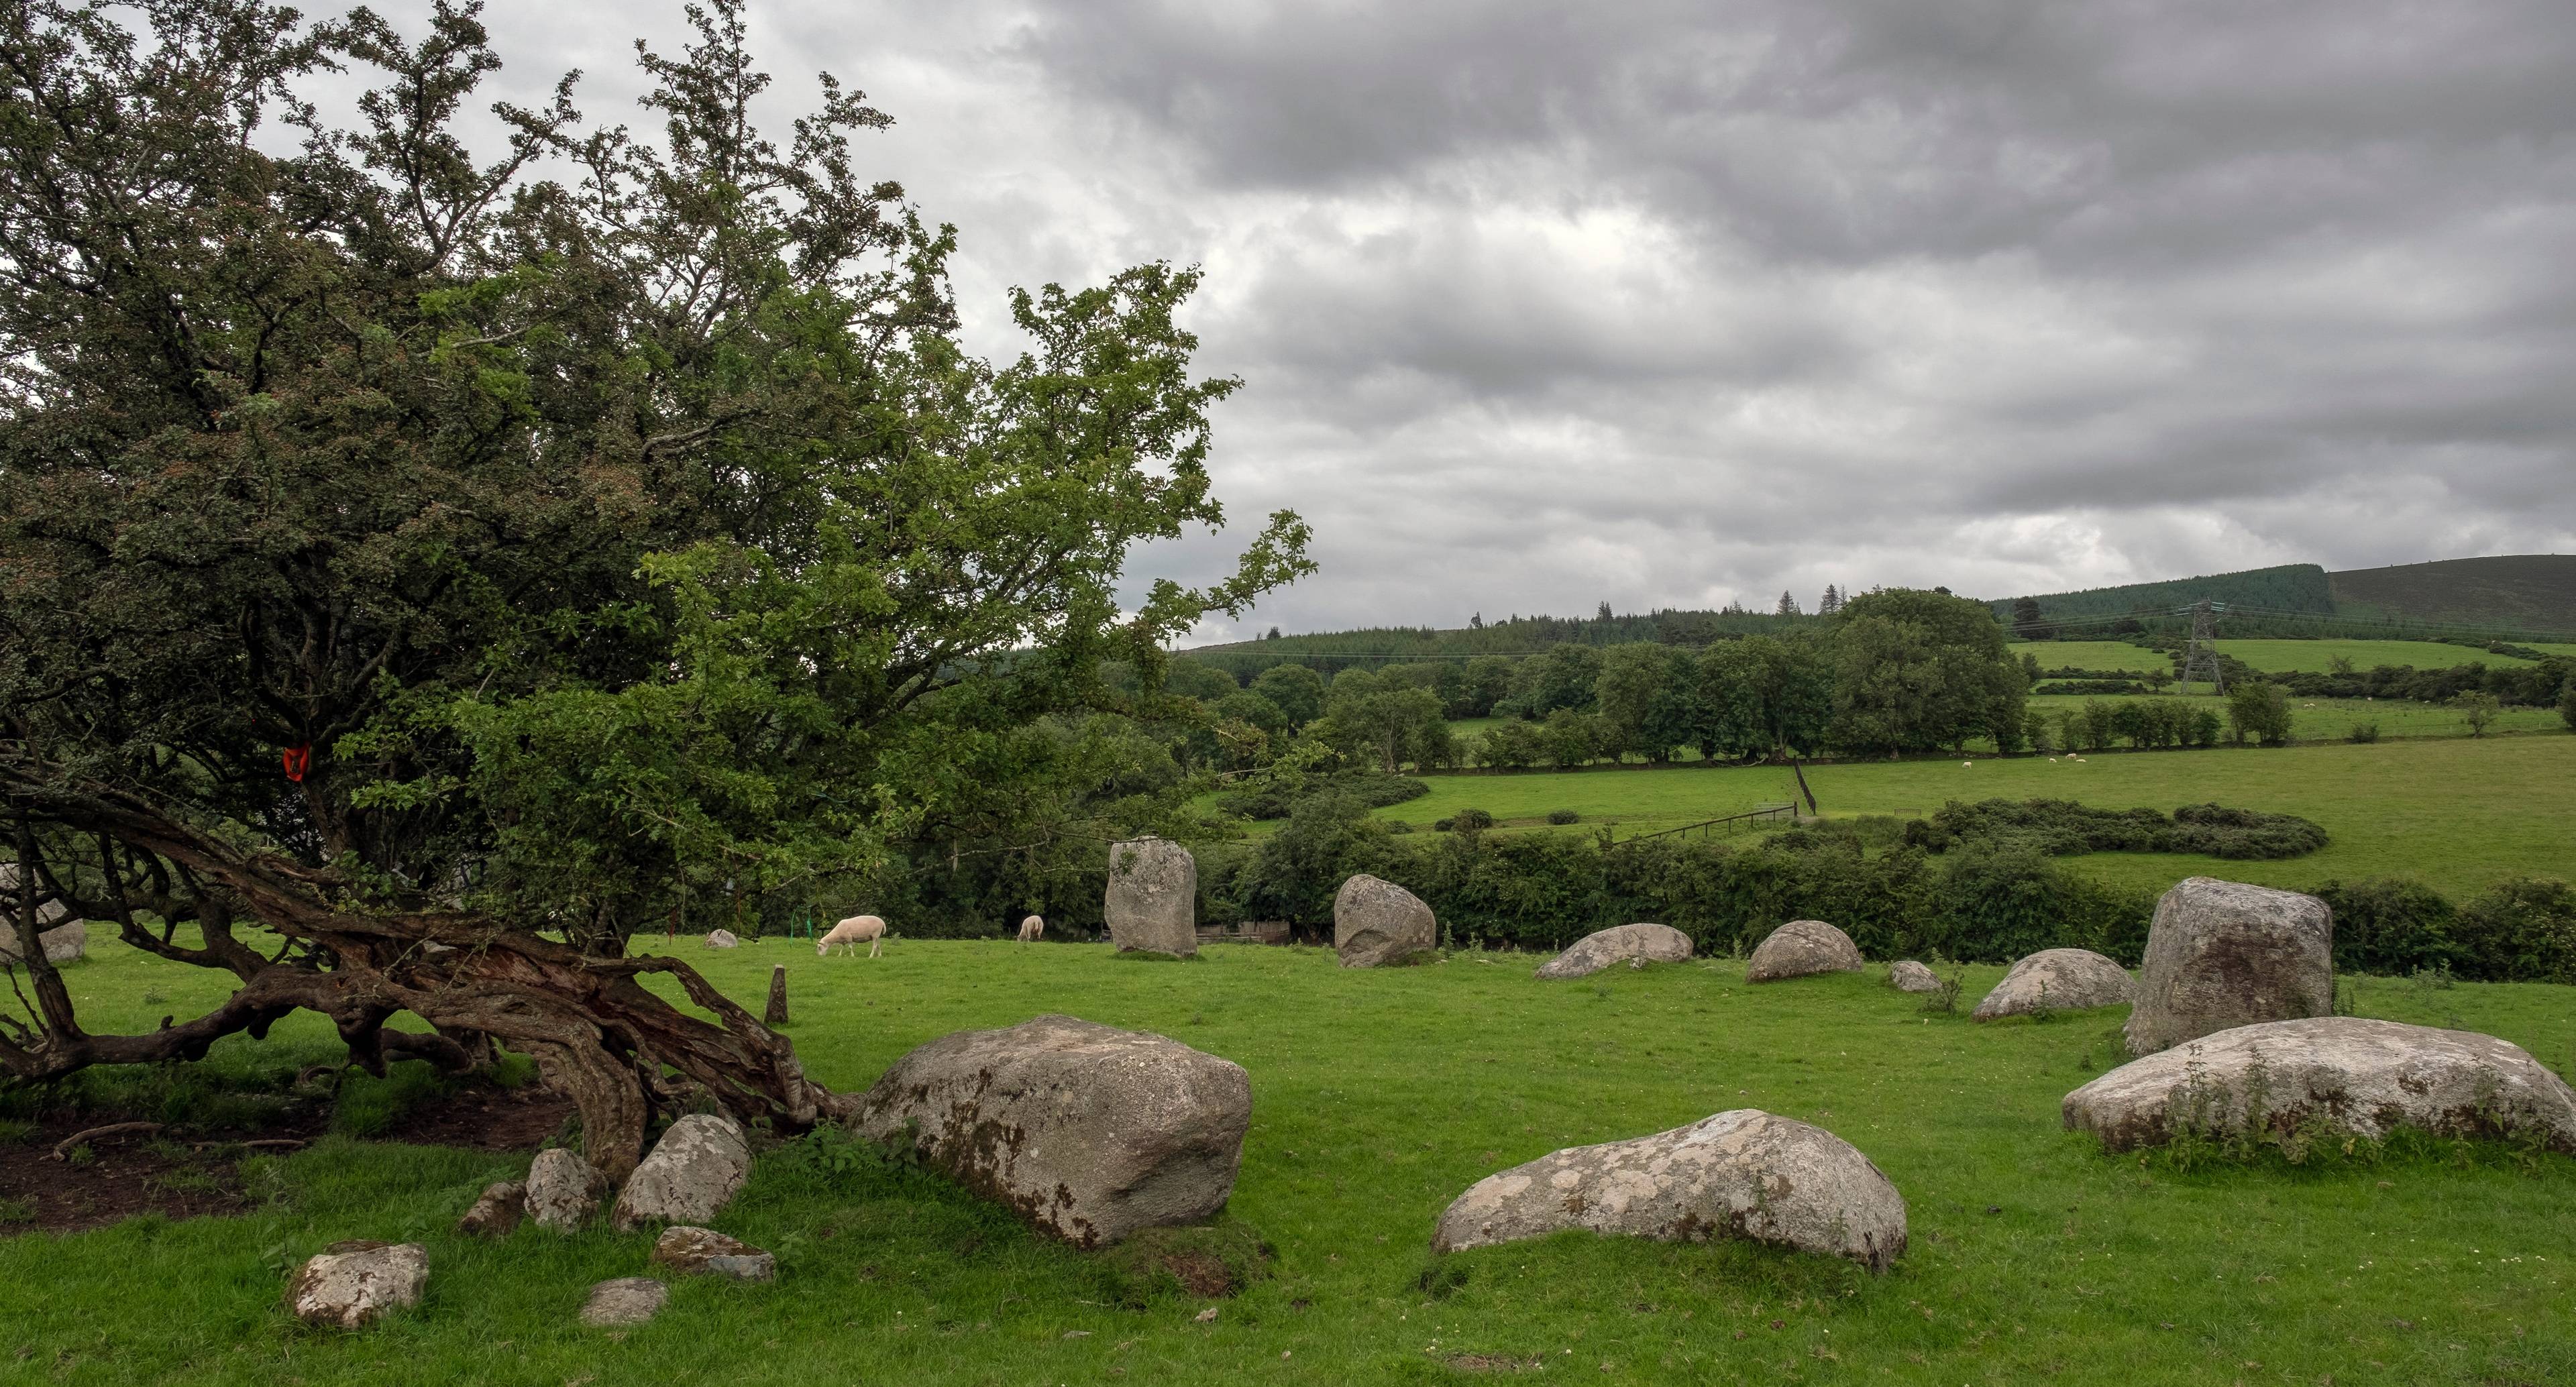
[1746,920,1864,982]
[1536,924,1693,980]
[0,920,85,964]
[1974,948,2133,1021]
[702,928,739,948]
[611,1115,752,1231]
[2125,877,2332,1055]
[580,1277,668,1327]
[284,1241,428,1328]
[456,1180,526,1237]
[525,1148,599,1231]
[1333,873,1436,968]
[651,1225,776,1281]
[1105,838,1197,956]
[855,1014,1251,1247]
[1886,960,1942,994]
[1431,1110,1904,1271]
[2065,1017,2576,1154]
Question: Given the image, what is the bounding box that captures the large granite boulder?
[855,1014,1251,1247]
[702,928,739,948]
[525,1148,600,1231]
[2125,877,2332,1056]
[1431,1110,1905,1272]
[1886,960,1942,994]
[1974,948,2133,1021]
[611,1115,752,1231]
[651,1225,776,1281]
[1333,874,1437,968]
[580,1277,668,1327]
[284,1241,428,1328]
[1535,924,1692,980]
[0,919,85,964]
[1746,920,1864,982]
[1105,838,1197,956]
[2065,1017,2576,1154]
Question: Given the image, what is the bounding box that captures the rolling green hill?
[2328,554,2576,630]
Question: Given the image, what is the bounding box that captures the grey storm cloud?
[445,0,2576,634]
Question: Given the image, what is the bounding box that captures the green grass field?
[1388,733,2576,899]
[2024,691,2567,742]
[9,936,2576,1386]
[2010,638,2569,673]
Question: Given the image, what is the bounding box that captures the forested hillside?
[1984,564,2337,624]
[2330,555,2576,629]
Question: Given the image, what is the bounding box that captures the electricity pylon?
[2180,599,2224,695]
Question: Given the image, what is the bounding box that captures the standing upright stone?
[1333,874,1437,968]
[525,1148,600,1231]
[2125,877,2332,1056]
[764,964,790,1026]
[1105,838,1197,956]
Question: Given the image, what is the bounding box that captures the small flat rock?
[1333,874,1437,968]
[1105,837,1198,956]
[2125,877,2333,1056]
[2066,1017,2576,1154]
[525,1148,599,1231]
[1432,1110,1904,1271]
[1746,920,1864,982]
[651,1225,776,1281]
[284,1240,428,1329]
[612,1115,752,1231]
[1973,948,2133,1021]
[1536,924,1692,980]
[703,928,739,948]
[856,1014,1250,1247]
[1886,960,1942,994]
[580,1276,669,1327]
[456,1180,527,1237]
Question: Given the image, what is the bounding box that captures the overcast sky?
[451,0,2576,639]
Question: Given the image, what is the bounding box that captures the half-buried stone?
[1333,873,1437,968]
[284,1241,429,1329]
[611,1115,752,1231]
[1973,948,2133,1021]
[1746,920,1864,982]
[1431,1110,1905,1272]
[856,1014,1252,1247]
[652,1225,777,1281]
[2065,1017,2576,1154]
[2125,876,2332,1056]
[1535,923,1692,979]
[1886,960,1943,994]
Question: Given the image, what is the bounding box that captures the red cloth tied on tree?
[282,744,313,782]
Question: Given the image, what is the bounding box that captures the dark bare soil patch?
[1,1072,568,1234]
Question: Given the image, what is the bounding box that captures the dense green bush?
[1217,768,1428,821]
[1900,799,2326,860]
[1546,808,1580,824]
[2312,878,2458,977]
[2449,878,2576,984]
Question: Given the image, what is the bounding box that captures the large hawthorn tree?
[0,0,1307,1178]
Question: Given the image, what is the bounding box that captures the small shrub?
[0,1198,34,1225]
[2346,722,2380,744]
[1450,808,1495,832]
[1919,975,1962,1015]
[1546,808,1579,824]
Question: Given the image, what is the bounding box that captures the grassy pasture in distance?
[1384,734,2576,899]
[2011,637,2567,673]
[2008,639,2171,671]
[9,936,2576,1386]
[2024,691,2567,742]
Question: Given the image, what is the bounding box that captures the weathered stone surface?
[579,1277,668,1327]
[611,1115,752,1231]
[0,919,85,964]
[284,1240,428,1328]
[1333,874,1437,968]
[2125,877,2332,1056]
[855,1014,1251,1247]
[651,1225,776,1281]
[1105,838,1197,956]
[1886,960,1942,994]
[456,1180,526,1237]
[1974,948,2133,1021]
[525,1148,599,1231]
[1431,1110,1905,1271]
[1536,924,1693,980]
[1746,920,1864,982]
[2066,1017,2576,1154]
[702,928,739,948]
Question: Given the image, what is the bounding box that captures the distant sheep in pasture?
[1017,913,1045,943]
[818,914,886,958]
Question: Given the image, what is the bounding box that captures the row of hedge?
[1188,804,2575,981]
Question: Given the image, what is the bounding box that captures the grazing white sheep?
[1962,761,1972,768]
[2048,757,2059,763]
[818,914,887,958]
[1017,913,1045,943]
